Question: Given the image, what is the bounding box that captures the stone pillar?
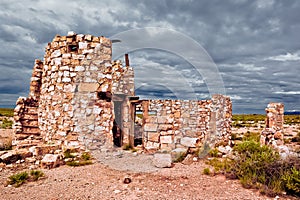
[265,103,284,130]
[261,103,284,146]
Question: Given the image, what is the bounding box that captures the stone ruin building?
[261,102,284,146]
[13,32,232,154]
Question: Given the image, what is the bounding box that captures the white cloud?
[267,53,300,61]
[229,95,242,100]
[222,62,264,71]
[273,91,300,95]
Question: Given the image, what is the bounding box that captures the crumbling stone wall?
[261,103,284,146]
[13,32,232,154]
[137,95,231,152]
[13,60,43,148]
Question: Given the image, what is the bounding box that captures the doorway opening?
[113,101,123,147]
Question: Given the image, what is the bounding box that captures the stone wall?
[136,95,232,152]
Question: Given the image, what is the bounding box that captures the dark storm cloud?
[0,0,299,113]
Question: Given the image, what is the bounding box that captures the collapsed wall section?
[13,60,43,148]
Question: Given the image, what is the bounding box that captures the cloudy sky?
[0,0,299,113]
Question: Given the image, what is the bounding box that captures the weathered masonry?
[13,32,232,153]
[260,103,284,146]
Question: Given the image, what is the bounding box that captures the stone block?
[153,153,172,168]
[78,83,99,92]
[180,137,199,148]
[158,124,173,131]
[144,123,158,132]
[41,154,61,169]
[157,116,168,124]
[0,151,20,164]
[171,148,188,162]
[160,135,173,144]
[148,132,159,142]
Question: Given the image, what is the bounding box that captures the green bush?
[8,171,29,187]
[1,118,13,129]
[203,168,210,175]
[242,132,260,142]
[208,139,300,197]
[66,160,93,167]
[30,170,44,181]
[81,152,92,161]
[63,149,76,158]
[282,167,300,196]
[7,170,45,187]
[208,148,219,157]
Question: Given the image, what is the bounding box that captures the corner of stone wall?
[211,94,232,147]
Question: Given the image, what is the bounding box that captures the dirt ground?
[0,157,297,200]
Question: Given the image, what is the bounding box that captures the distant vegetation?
[232,114,266,122]
[232,114,300,127]
[0,108,14,129]
[0,108,14,117]
[284,115,300,125]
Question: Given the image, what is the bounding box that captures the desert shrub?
[1,118,13,129]
[30,170,44,181]
[65,151,93,167]
[242,131,260,142]
[230,133,238,140]
[66,160,93,167]
[282,167,300,196]
[173,151,187,163]
[203,168,210,175]
[63,149,76,158]
[7,170,45,187]
[208,139,300,197]
[206,158,231,173]
[81,152,92,161]
[8,171,29,187]
[208,148,219,157]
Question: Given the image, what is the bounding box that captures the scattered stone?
[123,177,132,184]
[41,154,61,169]
[217,146,232,155]
[180,137,199,148]
[181,154,194,165]
[0,151,21,164]
[114,189,121,194]
[153,153,172,168]
[171,148,188,162]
